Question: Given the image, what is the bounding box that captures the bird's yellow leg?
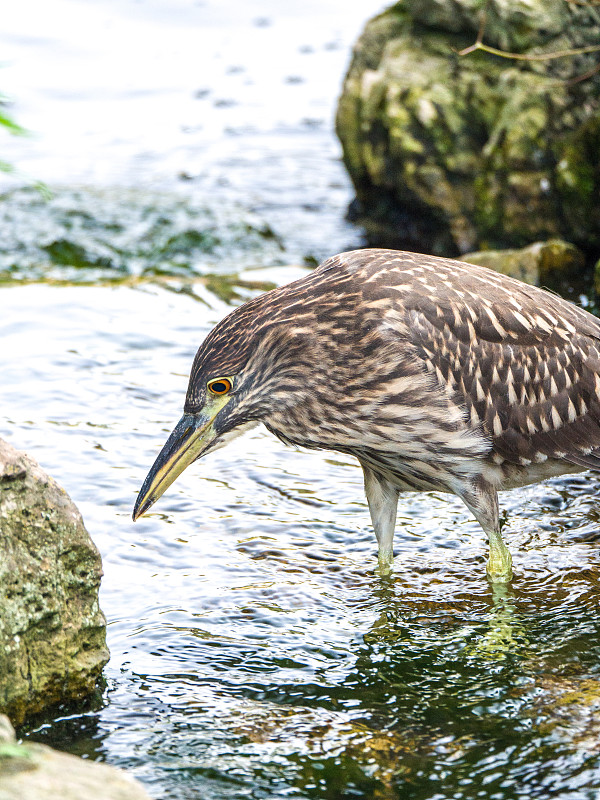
[361,464,399,574]
[460,480,513,583]
[486,528,513,583]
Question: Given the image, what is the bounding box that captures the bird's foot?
[377,549,394,576]
[486,545,513,583]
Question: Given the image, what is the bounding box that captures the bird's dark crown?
[184,251,378,416]
[183,291,315,423]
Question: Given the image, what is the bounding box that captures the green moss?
[336,0,600,255]
[42,239,115,269]
[556,115,600,245]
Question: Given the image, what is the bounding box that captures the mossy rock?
[461,239,586,290]
[336,0,600,255]
[0,439,109,725]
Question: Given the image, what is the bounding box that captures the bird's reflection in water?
[470,582,530,659]
[362,563,530,663]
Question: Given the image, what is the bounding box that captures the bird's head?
[132,290,316,521]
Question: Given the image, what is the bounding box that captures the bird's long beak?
[132,411,218,521]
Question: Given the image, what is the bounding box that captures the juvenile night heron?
[133,248,600,582]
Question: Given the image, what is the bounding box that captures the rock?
[336,0,600,255]
[0,715,152,800]
[461,239,586,289]
[593,257,600,298]
[0,438,109,725]
[529,677,600,752]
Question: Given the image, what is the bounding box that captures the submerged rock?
[461,239,586,289]
[336,0,600,255]
[0,186,284,285]
[0,715,152,800]
[0,439,109,725]
[526,676,600,753]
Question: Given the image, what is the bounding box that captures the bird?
[133,248,600,582]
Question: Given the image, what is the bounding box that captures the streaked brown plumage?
[133,248,600,581]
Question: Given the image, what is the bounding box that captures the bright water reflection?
[2,281,600,799]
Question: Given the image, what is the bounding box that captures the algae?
[0,186,286,286]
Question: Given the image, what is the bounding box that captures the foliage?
[0,90,27,175]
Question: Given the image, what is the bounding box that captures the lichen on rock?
[0,438,109,725]
[336,0,600,256]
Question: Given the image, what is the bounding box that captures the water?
[4,278,600,800]
[0,0,380,262]
[2,1,600,799]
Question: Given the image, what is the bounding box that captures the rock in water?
[0,714,152,800]
[0,438,109,725]
[460,239,586,290]
[336,0,600,255]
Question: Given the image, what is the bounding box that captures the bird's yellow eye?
[207,377,232,396]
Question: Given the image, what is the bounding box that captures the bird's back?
[316,249,600,483]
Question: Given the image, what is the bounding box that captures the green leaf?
[0,109,28,136]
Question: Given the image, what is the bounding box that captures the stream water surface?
[2,2,600,799]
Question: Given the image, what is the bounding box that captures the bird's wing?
[396,273,600,471]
